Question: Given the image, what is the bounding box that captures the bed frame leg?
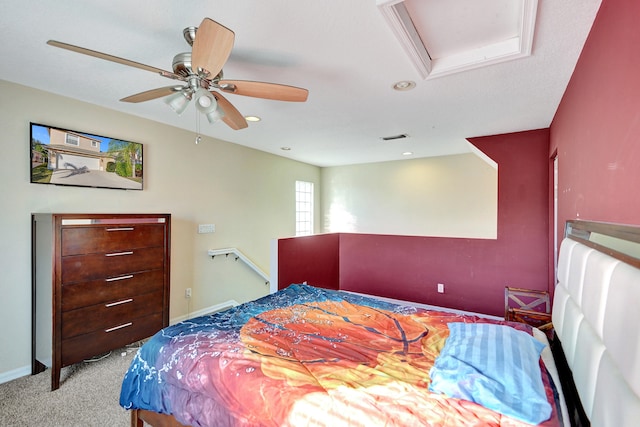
[131,409,144,427]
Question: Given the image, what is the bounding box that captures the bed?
[120,220,640,426]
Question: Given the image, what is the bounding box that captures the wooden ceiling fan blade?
[211,92,248,130]
[191,18,235,78]
[120,86,183,103]
[46,40,183,80]
[218,80,308,102]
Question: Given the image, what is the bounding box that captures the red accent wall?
[279,130,550,317]
[278,233,340,290]
[551,0,640,235]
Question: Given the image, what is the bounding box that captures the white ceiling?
[0,0,601,167]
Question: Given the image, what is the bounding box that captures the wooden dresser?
[32,213,170,390]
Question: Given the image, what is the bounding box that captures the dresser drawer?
[61,246,165,284]
[62,290,163,338]
[61,269,164,311]
[61,312,163,366]
[61,224,165,256]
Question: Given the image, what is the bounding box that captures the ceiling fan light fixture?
[195,90,217,113]
[165,91,191,115]
[197,93,213,108]
[194,89,224,123]
[205,107,225,124]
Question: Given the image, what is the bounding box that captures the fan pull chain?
[195,109,202,144]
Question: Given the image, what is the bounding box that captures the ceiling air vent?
[381,134,409,141]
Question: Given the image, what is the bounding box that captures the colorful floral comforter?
[120,284,562,426]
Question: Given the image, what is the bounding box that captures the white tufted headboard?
[552,221,640,426]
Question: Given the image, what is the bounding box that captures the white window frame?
[65,133,79,146]
[295,180,314,236]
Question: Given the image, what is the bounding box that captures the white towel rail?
[208,248,269,285]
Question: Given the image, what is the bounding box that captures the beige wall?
[0,80,320,379]
[320,154,497,238]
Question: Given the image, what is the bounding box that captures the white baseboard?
[0,365,32,385]
[170,299,239,324]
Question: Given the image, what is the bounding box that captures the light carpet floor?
[0,345,139,427]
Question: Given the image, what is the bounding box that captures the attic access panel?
[378,0,537,79]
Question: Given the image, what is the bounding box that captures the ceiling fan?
[47,18,308,130]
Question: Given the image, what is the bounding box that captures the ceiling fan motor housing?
[172,52,193,77]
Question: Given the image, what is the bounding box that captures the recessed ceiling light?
[392,80,416,91]
[280,147,291,151]
[245,116,261,122]
[402,151,413,156]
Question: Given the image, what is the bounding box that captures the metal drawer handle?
[105,274,134,282]
[105,322,133,333]
[106,227,135,232]
[105,251,134,257]
[105,298,133,308]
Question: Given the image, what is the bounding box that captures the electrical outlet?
[185,288,192,299]
[198,224,215,234]
[437,283,445,294]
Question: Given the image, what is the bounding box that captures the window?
[295,181,314,236]
[65,133,79,146]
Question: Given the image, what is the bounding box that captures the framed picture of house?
[30,122,143,190]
